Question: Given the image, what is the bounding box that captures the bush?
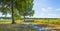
[24,20,34,22]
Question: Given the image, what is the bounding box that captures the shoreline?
[27,22,60,31]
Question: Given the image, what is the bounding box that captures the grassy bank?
[0,20,23,24]
[0,24,37,31]
[0,19,60,25]
[0,19,60,31]
[32,19,60,25]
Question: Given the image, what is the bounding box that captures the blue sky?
[32,0,60,18]
[0,0,60,18]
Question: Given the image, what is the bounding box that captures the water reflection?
[24,24,53,31]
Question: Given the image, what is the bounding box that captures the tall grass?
[34,19,60,25]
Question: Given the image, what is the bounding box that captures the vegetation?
[0,0,34,24]
[0,0,60,31]
[0,24,37,31]
[17,0,34,21]
[32,19,60,25]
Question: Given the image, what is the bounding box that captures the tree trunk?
[5,14,7,19]
[11,0,15,24]
[24,15,25,21]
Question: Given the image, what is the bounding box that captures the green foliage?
[0,0,34,24]
[16,0,34,16]
[0,0,34,18]
[14,14,21,20]
[15,0,34,21]
[24,20,34,22]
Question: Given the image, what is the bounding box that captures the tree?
[0,0,10,17]
[0,0,34,24]
[16,0,34,21]
[0,0,18,24]
[0,0,15,24]
[11,0,15,24]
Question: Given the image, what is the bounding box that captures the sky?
[0,0,60,18]
[32,0,60,18]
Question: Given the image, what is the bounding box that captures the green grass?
[0,24,37,31]
[34,20,60,25]
[0,19,60,31]
[0,20,11,24]
[0,20,11,22]
[23,19,60,25]
[0,19,60,25]
[0,20,36,31]
[0,20,24,24]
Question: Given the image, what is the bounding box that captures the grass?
[0,20,37,31]
[0,19,60,25]
[0,20,23,24]
[0,24,37,31]
[0,19,60,31]
[33,19,60,25]
[0,20,11,24]
[0,20,11,22]
[25,19,60,31]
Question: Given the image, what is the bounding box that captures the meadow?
[0,19,60,25]
[0,19,60,31]
[0,20,37,31]
[34,19,60,25]
[23,18,60,25]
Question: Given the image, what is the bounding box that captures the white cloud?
[41,8,46,12]
[39,13,45,18]
[40,0,47,1]
[41,7,53,12]
[33,0,60,18]
[48,14,56,16]
[47,14,60,18]
[56,8,60,11]
[38,13,48,18]
[38,13,60,18]
[47,7,53,10]
[37,7,60,18]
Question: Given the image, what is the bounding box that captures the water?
[24,24,53,31]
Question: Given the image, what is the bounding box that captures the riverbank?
[28,22,60,31]
[0,24,36,31]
